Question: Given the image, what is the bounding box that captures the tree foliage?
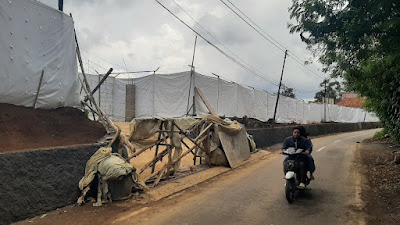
[281,86,296,98]
[314,78,344,103]
[288,0,400,141]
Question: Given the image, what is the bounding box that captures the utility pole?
[273,50,288,122]
[186,36,197,116]
[323,79,327,122]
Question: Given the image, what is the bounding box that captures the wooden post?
[152,121,165,173]
[195,87,218,117]
[193,122,205,165]
[166,119,175,179]
[33,70,44,108]
[91,68,113,95]
[146,135,208,182]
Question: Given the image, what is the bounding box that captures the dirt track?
[0,103,106,153]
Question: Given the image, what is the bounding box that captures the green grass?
[373,129,388,139]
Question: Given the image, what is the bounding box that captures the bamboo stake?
[144,163,166,182]
[80,101,110,133]
[126,138,165,160]
[151,164,167,187]
[180,138,196,156]
[172,121,211,155]
[152,121,165,173]
[166,120,174,179]
[33,70,44,108]
[144,135,208,183]
[138,148,168,174]
[193,122,206,165]
[171,135,208,168]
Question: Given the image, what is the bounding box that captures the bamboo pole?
[138,148,169,174]
[166,120,174,179]
[33,70,44,108]
[172,121,211,155]
[152,121,165,173]
[145,135,208,183]
[151,164,167,187]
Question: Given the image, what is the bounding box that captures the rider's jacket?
[282,136,312,153]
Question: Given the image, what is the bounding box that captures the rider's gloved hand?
[304,150,310,155]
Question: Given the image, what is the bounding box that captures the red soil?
[0,103,106,153]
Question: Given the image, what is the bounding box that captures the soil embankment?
[0,103,106,153]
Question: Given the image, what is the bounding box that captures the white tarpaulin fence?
[84,71,379,123]
[0,0,79,109]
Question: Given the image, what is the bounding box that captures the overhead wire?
[221,0,327,80]
[154,0,279,87]
[170,0,278,86]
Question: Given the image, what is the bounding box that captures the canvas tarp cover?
[128,116,250,168]
[0,0,79,109]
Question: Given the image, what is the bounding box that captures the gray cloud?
[37,0,327,100]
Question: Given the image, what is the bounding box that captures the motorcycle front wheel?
[285,179,295,204]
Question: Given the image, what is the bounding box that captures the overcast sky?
[38,0,329,100]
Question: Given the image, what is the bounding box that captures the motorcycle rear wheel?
[285,179,295,203]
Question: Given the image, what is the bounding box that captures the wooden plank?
[195,87,218,117]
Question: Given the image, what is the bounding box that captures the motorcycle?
[282,147,310,203]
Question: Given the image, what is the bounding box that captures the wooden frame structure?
[126,119,214,187]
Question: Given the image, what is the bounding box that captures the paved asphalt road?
[115,129,378,225]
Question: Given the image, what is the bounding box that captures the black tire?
[285,179,295,204]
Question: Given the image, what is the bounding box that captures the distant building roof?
[336,97,365,108]
[342,93,358,99]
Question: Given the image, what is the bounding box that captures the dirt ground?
[356,137,400,224]
[0,103,106,153]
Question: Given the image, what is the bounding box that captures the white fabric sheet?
[0,0,79,108]
[218,80,238,117]
[154,72,191,117]
[80,72,380,124]
[237,85,254,118]
[253,90,268,121]
[194,73,218,116]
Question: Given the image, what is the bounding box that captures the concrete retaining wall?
[247,122,381,148]
[0,144,103,225]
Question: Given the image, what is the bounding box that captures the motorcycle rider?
[297,126,315,180]
[282,127,312,189]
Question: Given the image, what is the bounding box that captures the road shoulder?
[353,138,400,224]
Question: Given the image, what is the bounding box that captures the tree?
[314,79,344,103]
[288,0,400,141]
[281,86,296,98]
